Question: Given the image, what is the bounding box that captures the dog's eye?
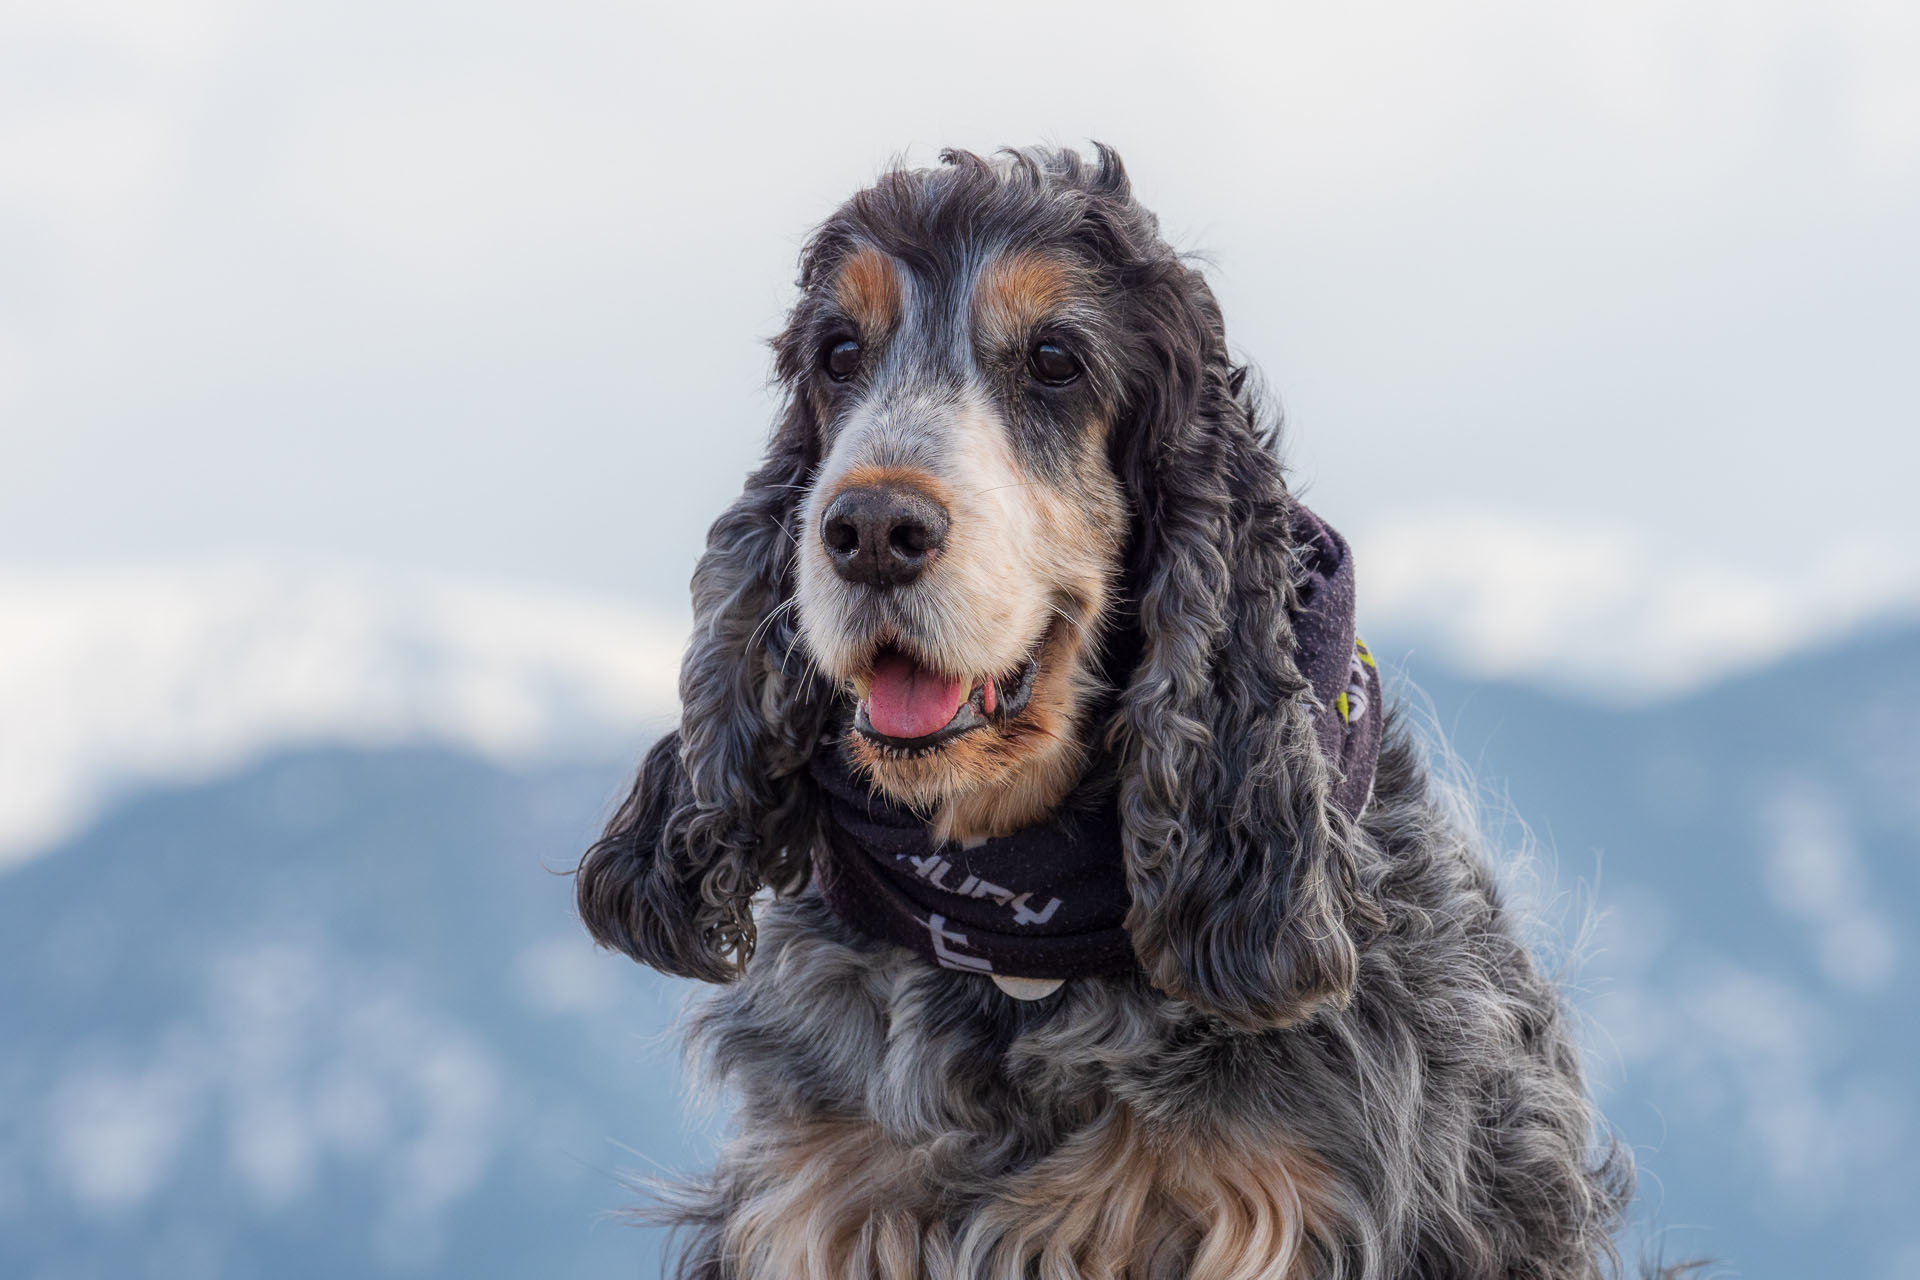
[1027,341,1080,387]
[822,338,862,381]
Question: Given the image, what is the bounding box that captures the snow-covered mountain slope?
[1354,512,1919,701]
[0,560,686,867]
[6,534,1917,870]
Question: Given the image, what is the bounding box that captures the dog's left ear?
[1108,256,1383,1032]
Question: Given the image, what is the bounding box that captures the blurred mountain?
[2,626,1917,1277]
[1394,623,1920,1278]
[0,747,703,1279]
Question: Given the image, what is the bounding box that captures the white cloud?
[38,936,510,1264]
[0,104,179,243]
[0,557,685,867]
[1763,784,1899,991]
[0,0,238,69]
[514,935,624,1017]
[0,0,1915,613]
[1587,950,1911,1216]
[270,82,655,274]
[1356,508,1920,699]
[209,943,327,1206]
[48,1049,205,1214]
[1675,964,1910,1214]
[0,0,232,257]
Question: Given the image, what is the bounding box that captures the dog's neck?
[933,738,1087,844]
[930,657,1105,843]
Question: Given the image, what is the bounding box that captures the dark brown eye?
[823,338,862,381]
[1027,341,1080,386]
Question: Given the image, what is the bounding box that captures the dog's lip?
[851,633,1047,753]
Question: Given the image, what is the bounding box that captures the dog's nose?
[820,485,949,588]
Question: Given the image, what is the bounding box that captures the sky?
[3,0,1918,700]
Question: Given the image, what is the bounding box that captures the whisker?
[1045,601,1089,641]
[781,618,818,686]
[746,595,799,655]
[770,615,835,709]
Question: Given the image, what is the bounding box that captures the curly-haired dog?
[578,147,1637,1279]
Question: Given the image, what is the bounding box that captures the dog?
[577,146,1636,1279]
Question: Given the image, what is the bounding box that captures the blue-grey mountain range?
[3,628,1915,1278]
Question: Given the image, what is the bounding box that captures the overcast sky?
[3,0,1917,692]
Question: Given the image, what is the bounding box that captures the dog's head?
[579,147,1378,1030]
[786,159,1137,839]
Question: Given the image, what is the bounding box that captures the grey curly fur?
[578,146,1647,1278]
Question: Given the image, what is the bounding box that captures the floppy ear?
[1109,259,1381,1031]
[575,398,831,981]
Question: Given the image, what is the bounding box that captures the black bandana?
[808,506,1382,981]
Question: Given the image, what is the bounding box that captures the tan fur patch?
[955,1109,1343,1280]
[973,250,1075,346]
[716,1109,1343,1280]
[834,246,902,335]
[826,463,952,512]
[717,1120,948,1280]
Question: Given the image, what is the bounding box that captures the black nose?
[820,484,949,588]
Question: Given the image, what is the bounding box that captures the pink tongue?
[867,652,969,739]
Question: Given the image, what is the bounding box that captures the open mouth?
[852,637,1043,754]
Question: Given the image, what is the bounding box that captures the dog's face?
[790,235,1129,836]
[582,148,1373,1028]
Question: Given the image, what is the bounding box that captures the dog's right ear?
[576,390,831,982]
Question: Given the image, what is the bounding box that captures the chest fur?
[710,1106,1342,1280]
[682,906,1351,1280]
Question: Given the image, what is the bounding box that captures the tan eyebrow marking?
[832,246,902,334]
[973,250,1075,345]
